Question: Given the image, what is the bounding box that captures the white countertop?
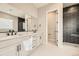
[0,32,38,41]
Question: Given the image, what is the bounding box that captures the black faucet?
[11,30,14,35]
[7,30,16,36]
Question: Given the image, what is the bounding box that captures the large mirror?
[0,18,13,32]
[0,11,37,33]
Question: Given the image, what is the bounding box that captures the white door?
[48,11,58,45]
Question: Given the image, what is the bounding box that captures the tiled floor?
[31,42,79,56]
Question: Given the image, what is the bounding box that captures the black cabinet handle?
[17,44,21,52]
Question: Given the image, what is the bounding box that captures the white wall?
[38,3,63,47]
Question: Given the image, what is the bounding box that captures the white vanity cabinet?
[0,35,27,56]
[20,34,41,56]
[0,39,18,56]
[0,45,17,56]
[32,35,41,49]
[18,36,32,56]
[0,33,41,56]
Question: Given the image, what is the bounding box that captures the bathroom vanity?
[0,32,41,56]
[0,9,40,56]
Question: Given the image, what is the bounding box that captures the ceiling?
[9,3,49,8]
[10,3,77,9]
[32,3,49,8]
[63,3,77,8]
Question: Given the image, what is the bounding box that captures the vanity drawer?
[0,38,19,49]
[0,44,17,56]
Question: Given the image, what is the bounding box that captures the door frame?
[47,10,58,44]
[46,9,58,46]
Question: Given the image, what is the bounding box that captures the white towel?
[22,37,32,51]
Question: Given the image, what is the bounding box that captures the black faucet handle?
[9,30,11,32]
[6,32,9,36]
[12,30,15,32]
